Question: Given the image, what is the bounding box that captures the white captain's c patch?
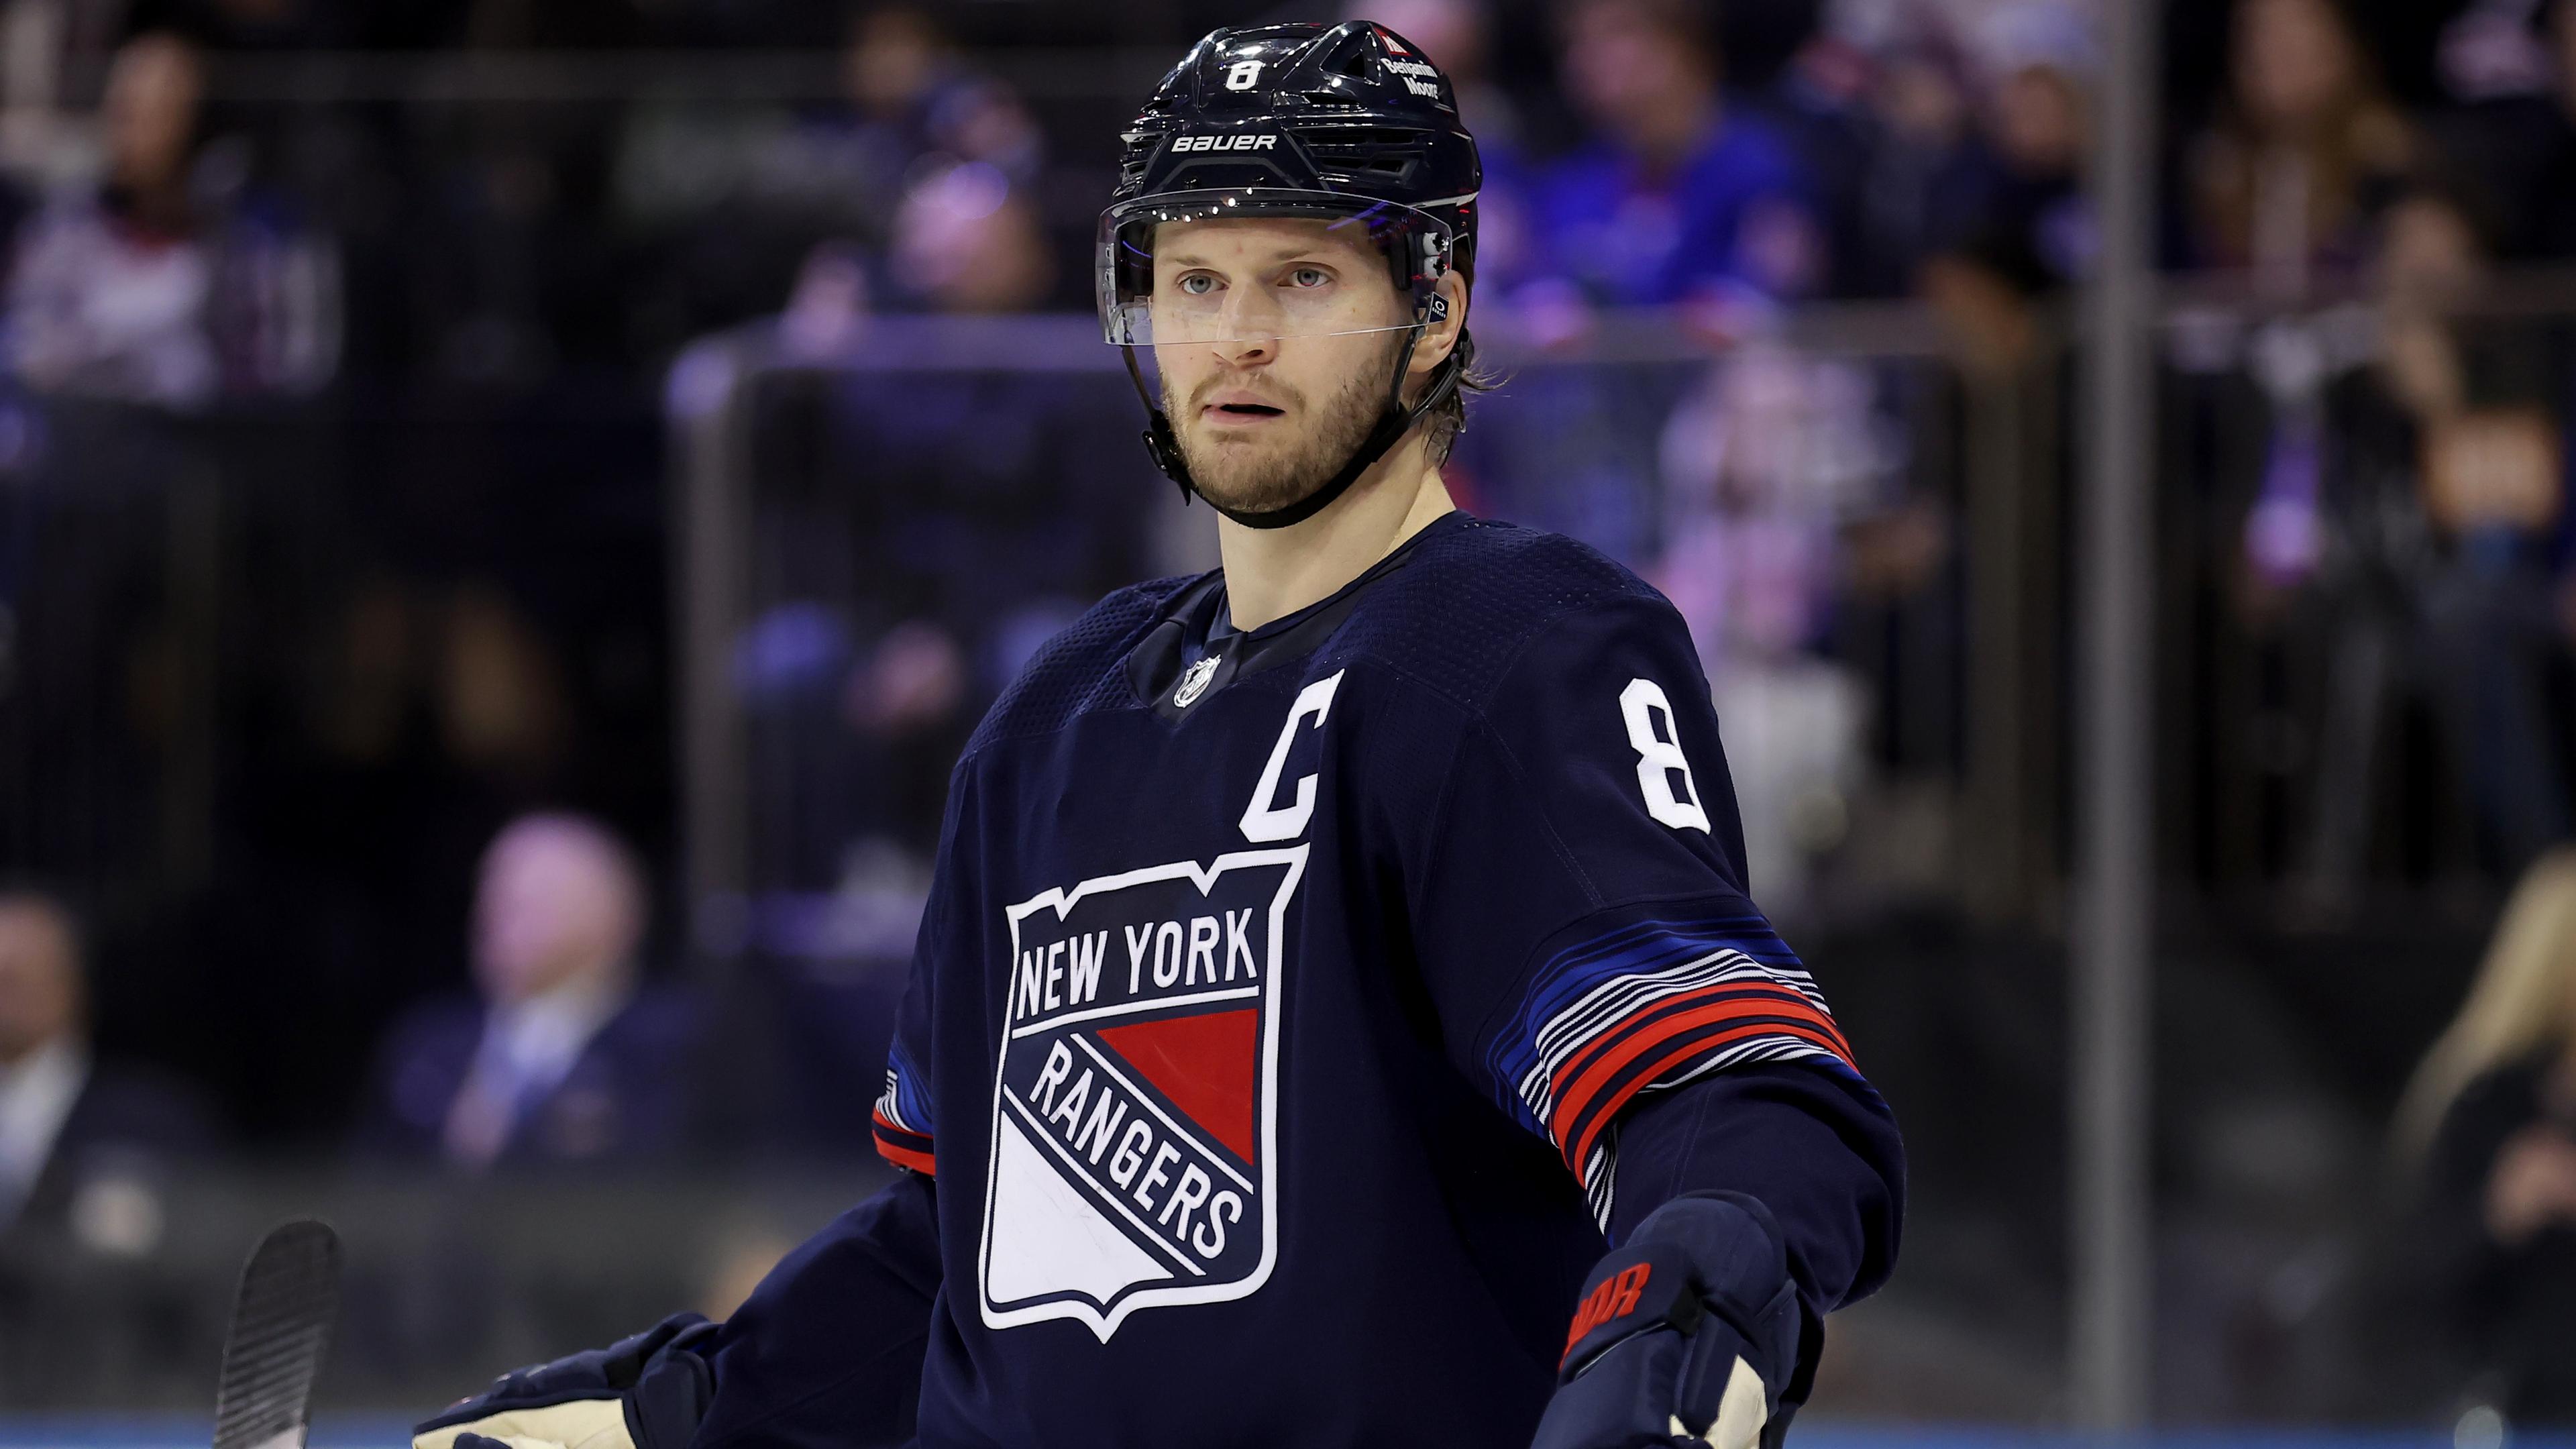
[976,847,1303,1341]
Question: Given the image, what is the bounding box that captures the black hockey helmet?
[1099,21,1484,529]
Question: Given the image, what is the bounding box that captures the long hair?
[1424,327,1503,468]
[2393,848,2576,1161]
[2189,0,2412,272]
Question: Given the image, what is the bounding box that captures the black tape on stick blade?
[211,1219,343,1449]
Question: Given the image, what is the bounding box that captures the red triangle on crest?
[1095,1008,1260,1165]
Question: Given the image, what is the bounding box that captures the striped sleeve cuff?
[871,1063,936,1176]
[1487,912,1858,1220]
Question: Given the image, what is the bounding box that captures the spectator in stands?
[1515,0,1823,321]
[2397,847,2576,1422]
[885,160,1053,315]
[1959,7,2094,291]
[2186,0,2415,282]
[2276,183,2573,900]
[0,888,218,1246]
[1919,5,2095,372]
[1342,0,1541,320]
[2434,0,2576,262]
[1650,347,1890,921]
[811,4,1043,216]
[620,3,1053,340]
[1845,20,1995,299]
[1,31,337,407]
[360,813,699,1170]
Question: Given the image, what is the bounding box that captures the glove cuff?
[1617,1191,1803,1392]
[417,1313,718,1449]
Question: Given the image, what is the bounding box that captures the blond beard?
[1165,333,1402,515]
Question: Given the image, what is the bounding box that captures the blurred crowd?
[0,0,2098,396]
[11,0,2576,1423]
[7,0,2576,892]
[2,812,700,1199]
[4,0,2576,379]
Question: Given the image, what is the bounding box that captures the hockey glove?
[413,1313,718,1449]
[1531,1192,1807,1449]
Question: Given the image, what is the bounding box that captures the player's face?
[1148,217,1413,517]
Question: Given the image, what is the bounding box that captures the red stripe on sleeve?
[875,1136,936,1175]
[1560,1020,1852,1172]
[1550,983,1851,1112]
[872,1107,936,1176]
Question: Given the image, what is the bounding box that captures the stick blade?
[211,1218,343,1449]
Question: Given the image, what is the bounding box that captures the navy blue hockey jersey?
[865,513,1896,1447]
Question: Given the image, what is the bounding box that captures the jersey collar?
[1129,508,1474,716]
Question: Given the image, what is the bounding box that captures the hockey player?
[417,22,1901,1449]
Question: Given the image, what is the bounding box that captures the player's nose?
[1208,335,1273,368]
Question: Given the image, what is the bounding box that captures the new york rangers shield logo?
[977,846,1302,1340]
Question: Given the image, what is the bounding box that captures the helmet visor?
[1098,188,1454,347]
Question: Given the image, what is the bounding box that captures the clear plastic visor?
[1098,189,1451,347]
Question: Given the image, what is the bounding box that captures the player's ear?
[1409,271,1468,378]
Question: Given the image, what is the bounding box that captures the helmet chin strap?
[1126,317,1469,532]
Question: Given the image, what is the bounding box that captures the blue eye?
[1177,273,1218,296]
[1287,267,1330,288]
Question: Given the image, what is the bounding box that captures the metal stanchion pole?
[669,336,755,964]
[2074,0,2160,1430]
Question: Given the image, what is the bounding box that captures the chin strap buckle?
[1142,417,1193,504]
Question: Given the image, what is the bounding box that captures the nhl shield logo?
[977,846,1302,1340]
[1172,655,1220,708]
